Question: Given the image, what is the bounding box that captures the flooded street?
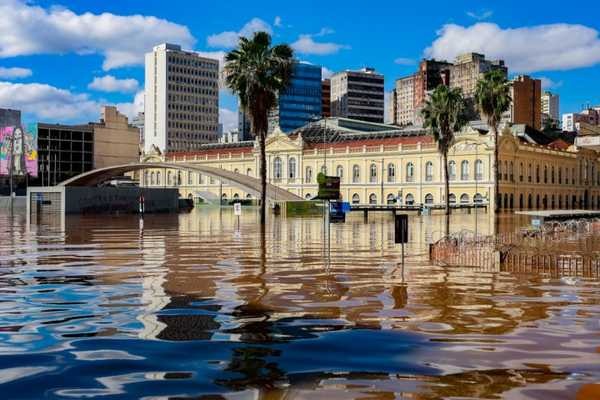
[1,207,600,399]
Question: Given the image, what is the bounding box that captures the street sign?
[395,214,408,244]
[316,173,341,200]
[233,202,242,216]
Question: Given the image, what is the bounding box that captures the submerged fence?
[430,219,600,277]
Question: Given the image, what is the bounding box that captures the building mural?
[0,124,38,177]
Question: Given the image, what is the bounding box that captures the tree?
[421,85,467,236]
[224,32,294,226]
[475,69,511,214]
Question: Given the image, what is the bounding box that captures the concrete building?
[37,106,139,185]
[563,108,600,133]
[541,91,559,128]
[322,79,331,118]
[449,53,507,98]
[144,43,219,153]
[0,108,21,127]
[505,75,542,130]
[238,103,252,140]
[268,62,322,133]
[142,117,600,211]
[330,68,385,123]
[132,112,145,148]
[393,75,415,126]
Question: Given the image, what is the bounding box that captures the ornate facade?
[141,118,600,212]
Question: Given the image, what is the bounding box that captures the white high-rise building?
[144,43,219,153]
[541,91,559,128]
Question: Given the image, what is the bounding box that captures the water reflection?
[0,208,598,398]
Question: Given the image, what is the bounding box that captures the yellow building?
[141,118,600,212]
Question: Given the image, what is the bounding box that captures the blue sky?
[0,0,599,129]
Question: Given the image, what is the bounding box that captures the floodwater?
[1,207,600,399]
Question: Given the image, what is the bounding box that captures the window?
[305,166,312,183]
[461,160,469,180]
[519,162,523,182]
[509,161,514,182]
[273,157,282,180]
[336,165,343,179]
[448,193,456,204]
[474,193,483,203]
[448,161,456,180]
[425,161,433,182]
[246,168,252,176]
[369,163,377,183]
[157,171,161,185]
[188,172,193,185]
[387,163,396,183]
[305,193,312,199]
[352,193,360,204]
[387,194,396,204]
[150,172,155,185]
[321,165,327,175]
[177,171,182,186]
[558,167,562,184]
[424,193,433,204]
[352,165,360,183]
[528,164,532,183]
[167,171,172,186]
[406,163,414,182]
[536,165,540,183]
[460,193,469,204]
[544,165,547,183]
[288,157,296,179]
[503,161,508,180]
[369,193,377,204]
[405,193,414,205]
[476,160,484,181]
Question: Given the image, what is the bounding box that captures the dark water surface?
[1,208,599,399]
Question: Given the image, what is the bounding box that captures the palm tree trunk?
[492,125,500,235]
[259,131,267,226]
[443,151,450,236]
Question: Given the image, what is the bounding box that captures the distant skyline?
[0,0,599,130]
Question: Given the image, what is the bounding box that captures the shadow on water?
[0,208,598,398]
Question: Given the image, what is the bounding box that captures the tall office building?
[330,67,385,123]
[449,53,507,98]
[144,43,219,153]
[269,62,322,133]
[541,91,560,128]
[505,75,542,130]
[322,79,331,117]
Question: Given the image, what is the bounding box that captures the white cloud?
[540,76,563,90]
[274,16,282,28]
[0,81,99,121]
[466,10,493,20]
[291,35,349,55]
[0,0,195,70]
[314,27,335,37]
[394,57,416,66]
[88,75,139,93]
[321,67,334,79]
[425,22,600,73]
[0,66,32,79]
[207,18,272,48]
[219,107,238,133]
[115,91,144,120]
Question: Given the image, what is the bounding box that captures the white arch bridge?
[59,162,303,201]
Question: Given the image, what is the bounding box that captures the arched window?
[177,171,182,186]
[528,163,532,183]
[425,161,433,182]
[188,172,193,185]
[474,193,483,203]
[475,159,484,181]
[448,193,457,204]
[157,171,161,185]
[305,193,312,199]
[336,165,343,178]
[288,157,296,179]
[536,165,540,183]
[352,165,360,183]
[448,161,456,180]
[233,193,239,199]
[369,163,377,183]
[246,193,252,199]
[544,165,548,183]
[424,193,434,204]
[305,166,312,183]
[150,172,155,185]
[558,167,562,184]
[461,160,469,180]
[352,193,360,204]
[246,168,252,176]
[504,160,508,180]
[519,162,523,182]
[369,193,377,204]
[460,193,469,204]
[198,173,204,184]
[167,171,172,186]
[406,163,414,182]
[405,193,415,205]
[273,157,282,180]
[551,166,555,184]
[234,168,239,174]
[387,193,396,204]
[321,165,327,175]
[387,163,396,183]
[509,161,514,182]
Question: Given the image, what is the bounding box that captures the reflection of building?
[331,68,384,123]
[36,106,138,185]
[504,75,542,130]
[269,62,322,133]
[144,43,220,153]
[143,117,600,211]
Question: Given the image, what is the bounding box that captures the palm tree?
[421,85,467,236]
[475,69,511,214]
[224,32,294,226]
